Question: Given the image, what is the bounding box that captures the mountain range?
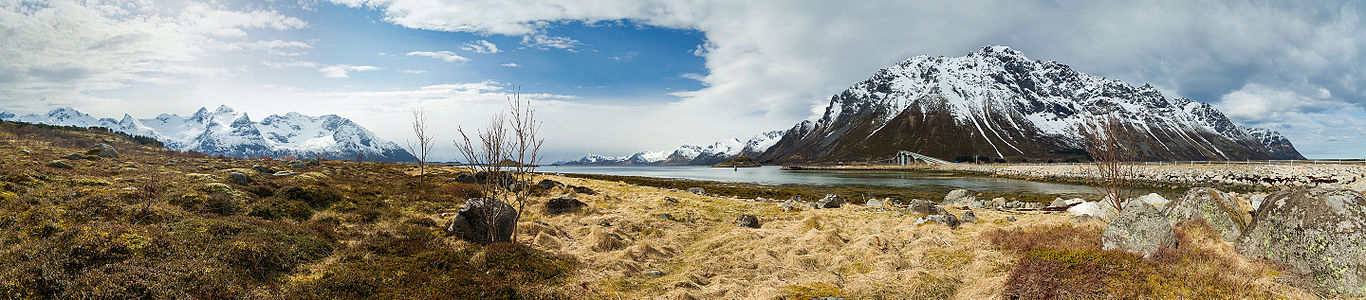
[559,130,786,165]
[0,105,417,162]
[756,46,1303,164]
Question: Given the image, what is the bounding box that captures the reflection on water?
[543,165,1109,198]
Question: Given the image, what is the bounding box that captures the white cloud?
[405,50,470,62]
[329,0,1366,158]
[0,0,307,107]
[500,62,519,67]
[460,40,500,53]
[401,69,428,74]
[521,33,580,50]
[263,60,379,78]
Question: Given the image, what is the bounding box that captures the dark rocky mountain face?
[760,46,1304,164]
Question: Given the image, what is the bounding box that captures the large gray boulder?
[942,189,974,204]
[544,197,587,215]
[1163,188,1250,242]
[1102,199,1175,258]
[229,172,252,185]
[735,215,760,228]
[90,143,118,158]
[905,199,946,215]
[813,194,844,209]
[447,198,517,244]
[1236,188,1366,296]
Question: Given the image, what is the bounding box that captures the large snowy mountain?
[1,105,417,162]
[759,46,1303,163]
[561,130,786,166]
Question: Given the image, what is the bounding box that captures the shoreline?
[783,163,1366,193]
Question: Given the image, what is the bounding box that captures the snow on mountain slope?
[0,105,416,162]
[760,46,1304,163]
[561,130,787,165]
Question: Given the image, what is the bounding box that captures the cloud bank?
[330,0,1366,158]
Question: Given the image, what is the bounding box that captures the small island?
[712,155,761,168]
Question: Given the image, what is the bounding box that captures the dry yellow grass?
[489,173,1315,299]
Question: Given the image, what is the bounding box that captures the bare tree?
[407,106,435,184]
[453,89,542,243]
[1084,112,1137,212]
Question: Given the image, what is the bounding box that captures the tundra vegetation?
[0,118,1330,298]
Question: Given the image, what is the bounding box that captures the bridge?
[893,150,952,165]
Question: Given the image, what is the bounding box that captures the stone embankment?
[929,163,1366,192]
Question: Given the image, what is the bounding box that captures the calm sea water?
[542,165,1110,198]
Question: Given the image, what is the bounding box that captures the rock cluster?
[1102,200,1175,258]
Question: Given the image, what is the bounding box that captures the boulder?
[686,187,706,195]
[779,199,800,212]
[447,198,517,244]
[571,185,596,195]
[537,179,561,190]
[813,194,844,209]
[544,197,587,215]
[943,189,974,204]
[252,165,275,174]
[1136,193,1170,207]
[1248,194,1267,211]
[865,198,882,207]
[291,163,308,171]
[46,160,71,169]
[960,211,978,223]
[1236,188,1366,296]
[1049,198,1069,208]
[663,196,679,204]
[735,215,760,228]
[1068,201,1100,217]
[916,214,961,228]
[229,172,252,185]
[62,153,89,160]
[272,170,297,177]
[1102,199,1176,258]
[906,199,946,215]
[89,143,118,158]
[1163,188,1249,242]
[990,197,1007,208]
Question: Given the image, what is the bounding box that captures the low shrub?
[248,198,313,221]
[281,186,341,208]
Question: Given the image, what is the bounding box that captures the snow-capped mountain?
[1,105,417,162]
[1244,128,1302,160]
[561,130,786,165]
[759,46,1303,163]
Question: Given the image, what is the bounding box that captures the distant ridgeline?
[756,46,1305,164]
[0,105,417,162]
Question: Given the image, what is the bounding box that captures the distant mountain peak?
[0,106,416,162]
[561,130,787,166]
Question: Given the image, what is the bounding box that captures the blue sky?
[2,0,1365,161]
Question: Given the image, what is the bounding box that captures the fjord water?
[545,165,1108,198]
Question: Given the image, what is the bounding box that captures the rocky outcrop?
[89,143,118,158]
[1102,199,1176,258]
[814,194,844,209]
[735,215,760,228]
[906,199,946,215]
[1236,188,1366,296]
[544,197,587,215]
[447,198,517,244]
[1163,188,1249,242]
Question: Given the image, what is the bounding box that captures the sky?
[1,0,1364,161]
